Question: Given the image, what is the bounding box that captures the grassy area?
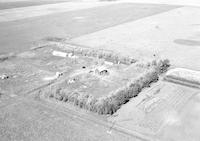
[37,44,170,115]
[48,59,169,114]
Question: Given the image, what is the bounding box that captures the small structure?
[93,66,109,76]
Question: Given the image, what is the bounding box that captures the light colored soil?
[109,81,199,136]
[166,68,200,86]
[0,0,80,10]
[71,6,200,70]
[0,98,137,141]
[118,0,200,7]
[158,91,200,141]
[0,3,178,54]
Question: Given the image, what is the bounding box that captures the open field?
[109,80,199,136]
[1,41,198,140]
[0,42,170,115]
[0,0,80,10]
[0,1,200,141]
[0,3,178,54]
[0,40,170,140]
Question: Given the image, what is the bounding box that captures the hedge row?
[48,59,170,115]
[57,44,137,65]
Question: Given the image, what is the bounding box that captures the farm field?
[109,81,199,136]
[0,1,200,141]
[0,40,169,141]
[1,41,199,141]
[0,0,78,10]
[0,41,169,115]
